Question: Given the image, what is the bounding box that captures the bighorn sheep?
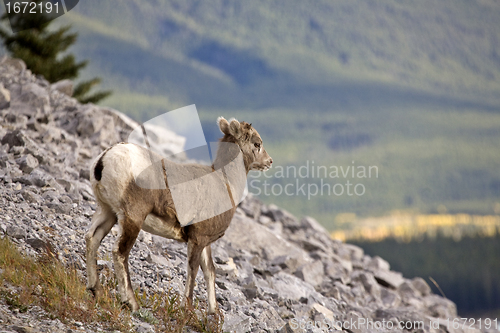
[85,117,272,314]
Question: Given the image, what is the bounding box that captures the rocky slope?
[0,57,490,333]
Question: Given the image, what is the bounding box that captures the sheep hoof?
[121,300,139,312]
[86,286,102,298]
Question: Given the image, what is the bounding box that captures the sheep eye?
[254,143,261,149]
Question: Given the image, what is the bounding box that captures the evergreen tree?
[0,5,111,103]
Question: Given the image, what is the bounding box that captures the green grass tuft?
[0,236,223,332]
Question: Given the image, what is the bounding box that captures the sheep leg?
[200,245,217,314]
[85,205,117,297]
[184,240,204,309]
[112,216,141,311]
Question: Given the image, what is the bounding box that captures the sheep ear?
[228,118,242,139]
[217,117,230,135]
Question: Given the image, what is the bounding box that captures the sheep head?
[217,117,273,172]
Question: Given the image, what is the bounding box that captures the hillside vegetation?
[26,0,500,226]
[331,213,500,242]
[354,234,500,317]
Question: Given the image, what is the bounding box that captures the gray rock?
[300,237,328,253]
[270,254,302,272]
[265,204,297,227]
[55,178,74,193]
[222,311,254,333]
[98,106,139,137]
[51,79,73,97]
[1,56,27,71]
[135,321,155,333]
[212,245,229,264]
[15,154,39,173]
[1,129,27,147]
[373,270,405,289]
[398,280,418,299]
[337,243,364,262]
[146,253,170,267]
[324,261,348,282]
[79,168,90,180]
[224,214,308,267]
[26,238,53,253]
[20,189,42,203]
[412,277,432,296]
[42,190,60,202]
[294,261,324,287]
[46,202,72,214]
[380,287,401,307]
[300,216,328,235]
[77,182,94,200]
[256,303,286,331]
[423,295,457,318]
[6,225,26,239]
[27,168,52,187]
[367,256,390,271]
[330,253,353,273]
[0,82,10,109]
[75,107,106,137]
[271,272,316,301]
[278,319,312,333]
[357,272,381,300]
[17,82,50,114]
[238,194,262,220]
[90,114,120,145]
[39,124,63,143]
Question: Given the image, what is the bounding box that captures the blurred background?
[2,0,500,319]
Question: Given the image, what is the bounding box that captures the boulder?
[412,277,432,296]
[2,129,27,147]
[255,302,286,330]
[301,216,329,235]
[75,107,105,137]
[380,287,401,307]
[146,253,171,267]
[357,272,381,300]
[0,82,10,109]
[373,270,405,289]
[6,225,26,239]
[238,194,262,220]
[337,243,364,262]
[398,280,418,299]
[294,260,325,287]
[367,256,390,271]
[270,272,316,301]
[20,189,42,203]
[17,82,50,114]
[15,154,39,173]
[1,56,26,71]
[265,204,303,231]
[222,311,254,333]
[51,79,73,97]
[423,295,457,318]
[224,213,308,267]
